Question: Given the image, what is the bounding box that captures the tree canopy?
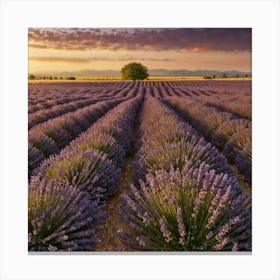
[120,62,149,81]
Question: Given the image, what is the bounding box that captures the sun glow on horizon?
[28,28,252,74]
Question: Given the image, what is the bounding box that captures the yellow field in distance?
[28,76,252,83]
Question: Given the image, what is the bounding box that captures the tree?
[29,74,35,80]
[222,73,228,78]
[121,62,149,81]
[66,76,76,80]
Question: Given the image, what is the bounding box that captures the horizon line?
[30,68,252,74]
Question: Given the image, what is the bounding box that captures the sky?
[28,28,252,74]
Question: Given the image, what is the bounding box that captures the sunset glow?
[28,28,252,75]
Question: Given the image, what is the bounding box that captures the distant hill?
[31,69,251,78]
[148,69,251,77]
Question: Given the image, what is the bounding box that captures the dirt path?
[95,105,142,251]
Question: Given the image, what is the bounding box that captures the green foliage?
[121,62,149,81]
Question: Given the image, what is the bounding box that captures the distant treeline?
[28,74,76,80]
[203,73,250,79]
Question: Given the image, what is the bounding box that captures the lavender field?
[28,80,252,252]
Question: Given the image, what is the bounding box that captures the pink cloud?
[28,28,251,52]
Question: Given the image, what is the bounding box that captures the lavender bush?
[32,124,73,149]
[135,139,234,181]
[91,124,132,150]
[223,128,251,162]
[28,144,45,177]
[28,177,106,251]
[28,133,59,157]
[236,142,252,184]
[200,111,235,137]
[212,119,251,149]
[71,132,126,167]
[120,162,251,251]
[34,149,121,197]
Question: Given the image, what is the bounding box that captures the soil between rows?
[94,101,143,251]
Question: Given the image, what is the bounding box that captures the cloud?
[28,28,251,52]
[29,56,91,63]
[29,56,175,63]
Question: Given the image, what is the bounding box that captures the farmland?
[28,80,252,252]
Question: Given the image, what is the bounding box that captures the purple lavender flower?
[159,218,173,243]
[177,207,186,239]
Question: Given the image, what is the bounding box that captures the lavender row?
[34,95,143,196]
[28,98,126,176]
[182,86,251,119]
[29,96,112,129]
[129,80,251,97]
[28,81,135,111]
[192,91,252,120]
[29,95,92,114]
[143,81,251,99]
[28,85,137,129]
[165,98,252,184]
[29,81,251,107]
[205,100,251,120]
[29,81,134,100]
[29,96,143,251]
[119,98,251,251]
[29,84,100,107]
